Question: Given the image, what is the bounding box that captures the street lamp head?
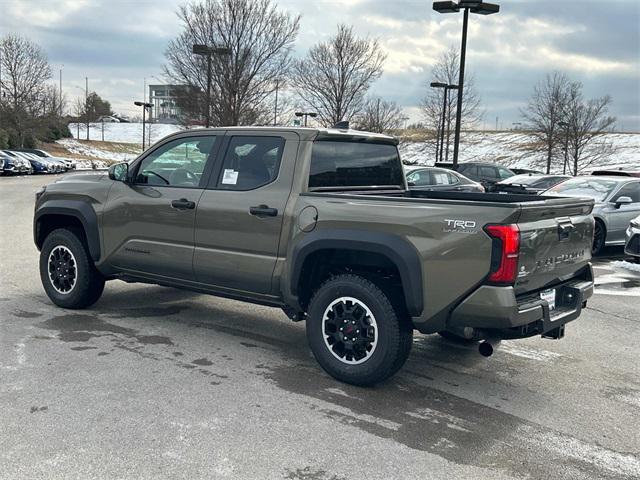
[434,1,499,15]
[212,47,231,56]
[193,44,232,56]
[449,84,460,89]
[192,44,209,55]
[134,101,153,108]
[295,112,304,117]
[470,2,499,15]
[433,1,460,13]
[309,113,318,118]
[430,82,448,88]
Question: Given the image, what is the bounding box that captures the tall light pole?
[85,77,89,141]
[273,79,280,126]
[430,82,459,163]
[295,111,317,127]
[192,44,231,128]
[134,101,153,152]
[59,66,63,117]
[558,121,570,175]
[433,1,499,167]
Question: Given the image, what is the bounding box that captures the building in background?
[148,84,182,124]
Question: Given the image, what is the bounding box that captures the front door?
[607,181,640,243]
[193,132,298,294]
[103,134,220,280]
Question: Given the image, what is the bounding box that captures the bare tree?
[561,82,616,175]
[164,0,300,126]
[0,34,52,145]
[421,47,482,162]
[292,24,386,126]
[355,97,404,133]
[520,72,572,173]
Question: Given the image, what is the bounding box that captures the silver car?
[625,215,640,261]
[405,166,485,193]
[546,176,640,254]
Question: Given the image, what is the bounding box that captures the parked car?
[511,168,544,175]
[493,174,570,195]
[13,151,58,173]
[34,126,595,386]
[455,162,515,190]
[405,166,484,192]
[1,150,21,175]
[97,115,120,123]
[591,169,640,178]
[14,148,75,170]
[545,176,640,255]
[625,215,640,262]
[1,150,31,174]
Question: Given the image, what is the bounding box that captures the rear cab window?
[308,140,404,190]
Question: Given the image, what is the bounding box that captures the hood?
[54,172,107,184]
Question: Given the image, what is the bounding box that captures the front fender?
[34,199,101,262]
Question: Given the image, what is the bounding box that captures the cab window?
[216,136,284,191]
[134,136,217,187]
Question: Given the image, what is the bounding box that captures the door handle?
[250,205,278,217]
[171,198,196,210]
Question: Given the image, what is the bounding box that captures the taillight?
[484,224,520,285]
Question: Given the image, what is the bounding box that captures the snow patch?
[69,122,183,144]
[611,260,640,273]
[399,131,640,174]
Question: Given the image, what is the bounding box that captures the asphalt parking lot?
[1,174,639,480]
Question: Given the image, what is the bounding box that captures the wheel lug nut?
[352,321,356,324]
[352,338,356,341]
[339,327,343,331]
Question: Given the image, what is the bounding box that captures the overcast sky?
[1,0,638,130]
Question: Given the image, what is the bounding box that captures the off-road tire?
[306,274,412,386]
[40,228,105,309]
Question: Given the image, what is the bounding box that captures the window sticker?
[222,169,239,185]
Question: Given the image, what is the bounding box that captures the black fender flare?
[289,229,423,316]
[34,200,101,262]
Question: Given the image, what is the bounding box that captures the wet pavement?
[1,175,639,479]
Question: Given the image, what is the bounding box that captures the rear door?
[193,132,299,294]
[514,198,594,294]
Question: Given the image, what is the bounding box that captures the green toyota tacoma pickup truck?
[34,127,595,385]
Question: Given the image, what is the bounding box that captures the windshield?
[309,140,404,189]
[546,177,619,201]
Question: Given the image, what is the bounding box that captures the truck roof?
[165,126,399,145]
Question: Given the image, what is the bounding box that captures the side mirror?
[614,196,633,208]
[108,162,129,182]
[407,181,416,187]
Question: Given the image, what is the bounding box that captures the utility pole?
[85,77,89,141]
[59,67,63,117]
[273,79,279,126]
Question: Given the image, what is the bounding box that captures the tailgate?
[514,197,594,295]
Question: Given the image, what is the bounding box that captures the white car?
[625,215,640,262]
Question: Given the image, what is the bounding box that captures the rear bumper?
[448,264,593,339]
